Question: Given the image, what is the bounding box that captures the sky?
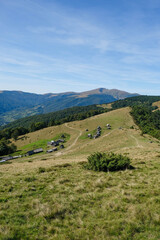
[0,0,160,95]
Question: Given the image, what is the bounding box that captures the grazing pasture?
[0,107,160,239]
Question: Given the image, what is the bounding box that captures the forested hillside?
[112,96,160,109]
[112,95,160,140]
[131,106,160,140]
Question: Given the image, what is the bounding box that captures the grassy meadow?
[15,133,70,156]
[1,107,160,239]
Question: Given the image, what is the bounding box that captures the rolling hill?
[1,107,160,239]
[0,88,138,125]
[9,106,159,159]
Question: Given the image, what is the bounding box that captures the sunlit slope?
[59,107,159,159]
[14,107,134,149]
[9,107,160,169]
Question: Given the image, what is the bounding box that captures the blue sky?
[0,0,160,95]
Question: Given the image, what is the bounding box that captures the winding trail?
[101,129,116,139]
[54,125,143,157]
[130,134,143,148]
[55,123,82,156]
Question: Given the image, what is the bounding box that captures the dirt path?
[101,129,116,139]
[55,123,82,156]
[130,134,143,148]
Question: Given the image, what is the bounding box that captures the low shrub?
[24,176,36,182]
[38,167,46,173]
[86,152,131,172]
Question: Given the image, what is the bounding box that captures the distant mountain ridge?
[0,88,139,125]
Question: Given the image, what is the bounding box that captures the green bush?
[38,167,46,173]
[86,152,131,172]
[0,140,17,156]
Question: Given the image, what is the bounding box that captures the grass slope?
[0,107,160,239]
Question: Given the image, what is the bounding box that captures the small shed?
[26,150,34,156]
[47,140,55,146]
[52,148,58,151]
[106,124,111,129]
[33,148,43,154]
[2,156,13,161]
[93,135,98,139]
[57,139,64,143]
[12,156,19,159]
[47,149,53,153]
[0,160,6,163]
[53,142,59,147]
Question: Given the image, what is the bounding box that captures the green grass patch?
[18,133,70,154]
[0,161,12,165]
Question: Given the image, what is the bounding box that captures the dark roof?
[2,156,13,161]
[33,148,43,153]
[27,150,34,155]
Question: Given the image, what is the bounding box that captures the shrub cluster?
[0,139,17,156]
[86,152,131,172]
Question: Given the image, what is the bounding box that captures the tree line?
[130,106,160,140]
[112,96,160,109]
[111,95,160,140]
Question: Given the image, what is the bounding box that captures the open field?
[1,107,160,239]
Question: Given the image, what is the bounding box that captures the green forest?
[112,95,160,140]
[131,106,160,140]
[112,95,160,109]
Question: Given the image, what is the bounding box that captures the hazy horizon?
[0,87,141,95]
